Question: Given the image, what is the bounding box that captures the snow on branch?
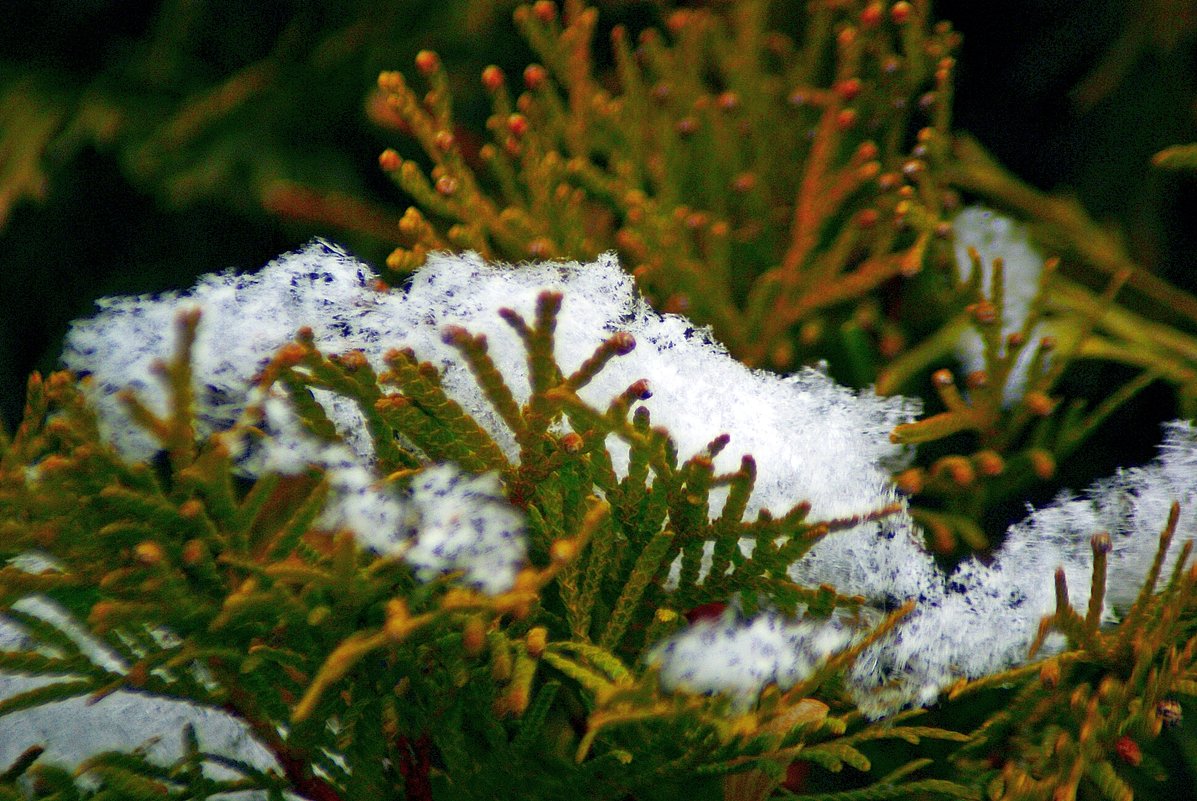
[52,242,1197,720]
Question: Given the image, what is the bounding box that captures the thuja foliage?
[3,294,971,801]
[374,0,1197,555]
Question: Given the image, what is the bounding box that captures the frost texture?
[952,207,1049,404]
[402,466,527,594]
[648,606,856,708]
[63,241,917,528]
[639,422,1197,715]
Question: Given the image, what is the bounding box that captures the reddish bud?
[856,208,879,228]
[974,450,1005,477]
[1115,736,1141,767]
[434,130,455,152]
[481,65,505,91]
[1023,391,1055,417]
[896,468,925,495]
[685,602,727,623]
[506,113,529,137]
[891,2,913,24]
[836,108,858,131]
[716,90,739,111]
[532,1,556,22]
[414,50,440,76]
[675,116,698,136]
[861,2,884,28]
[1028,449,1056,480]
[836,78,863,102]
[523,64,548,90]
[435,175,458,196]
[378,149,401,171]
[731,172,756,193]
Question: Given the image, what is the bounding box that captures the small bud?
[532,1,556,22]
[716,90,739,111]
[378,149,401,171]
[861,2,884,28]
[414,50,440,76]
[434,130,455,152]
[609,331,637,355]
[559,432,584,454]
[835,108,858,131]
[896,468,925,495]
[134,541,165,566]
[550,539,577,563]
[377,71,404,92]
[506,113,529,138]
[932,368,955,387]
[524,64,548,90]
[1039,658,1060,688]
[856,208,879,228]
[525,627,548,657]
[974,450,1004,477]
[731,172,756,193]
[1115,736,1142,767]
[1023,391,1055,417]
[1028,449,1056,480]
[435,175,458,196]
[1091,532,1112,554]
[836,78,863,102]
[891,2,913,24]
[481,65,505,91]
[675,116,698,136]
[968,301,998,325]
[182,539,205,566]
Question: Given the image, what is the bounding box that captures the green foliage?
[0,295,974,800]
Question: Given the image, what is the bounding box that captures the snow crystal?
[63,242,917,527]
[648,605,856,708]
[401,465,527,594]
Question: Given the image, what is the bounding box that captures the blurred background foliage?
[1,0,1195,514]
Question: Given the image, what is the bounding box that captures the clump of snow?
[952,207,1050,404]
[648,605,856,708]
[0,600,276,779]
[401,465,527,594]
[52,242,1197,724]
[63,241,917,527]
